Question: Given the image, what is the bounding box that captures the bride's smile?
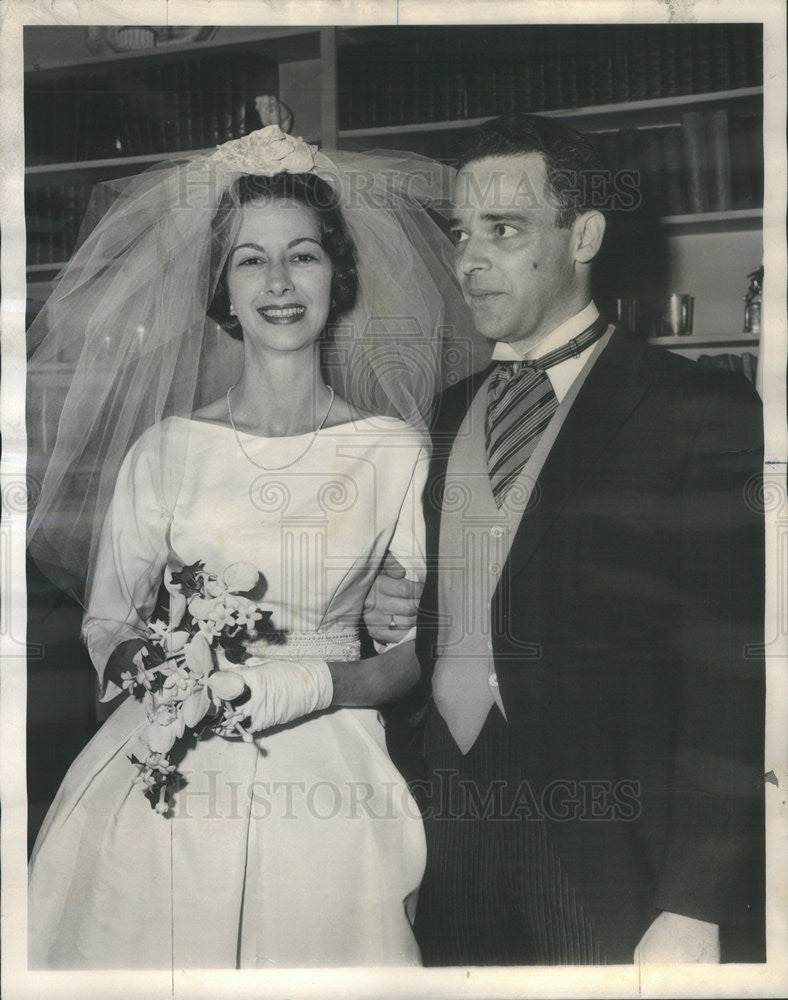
[226,198,333,351]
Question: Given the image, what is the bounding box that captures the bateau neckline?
[175,413,406,441]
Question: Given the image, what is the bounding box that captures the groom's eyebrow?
[448,212,534,228]
[481,212,533,225]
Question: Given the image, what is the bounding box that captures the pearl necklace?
[226,383,335,471]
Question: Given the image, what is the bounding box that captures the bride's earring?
[229,302,236,316]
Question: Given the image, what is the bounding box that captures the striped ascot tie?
[486,314,608,506]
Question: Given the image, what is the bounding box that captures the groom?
[369,114,765,964]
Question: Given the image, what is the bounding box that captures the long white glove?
[207,657,333,735]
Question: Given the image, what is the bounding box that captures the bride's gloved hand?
[207,657,334,735]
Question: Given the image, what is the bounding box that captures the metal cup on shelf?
[659,293,694,337]
[617,294,695,338]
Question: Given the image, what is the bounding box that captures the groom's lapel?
[502,327,654,584]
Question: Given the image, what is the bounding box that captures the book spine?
[610,27,629,103]
[676,24,695,95]
[24,92,39,165]
[203,58,219,147]
[529,28,546,110]
[336,51,350,129]
[231,59,246,138]
[126,71,145,156]
[167,62,183,152]
[618,126,642,210]
[26,187,39,264]
[152,64,167,155]
[741,352,757,384]
[627,27,647,101]
[645,27,663,99]
[396,49,414,124]
[62,184,75,258]
[659,25,678,98]
[693,24,712,93]
[31,186,57,263]
[403,38,424,123]
[360,52,377,128]
[181,61,194,150]
[592,26,613,105]
[414,44,430,124]
[562,28,578,107]
[378,52,394,126]
[56,185,69,261]
[729,28,749,88]
[217,56,234,143]
[600,129,621,174]
[466,41,486,118]
[704,109,732,211]
[639,128,664,213]
[660,125,686,215]
[448,32,466,120]
[75,78,90,160]
[115,76,131,156]
[544,27,564,110]
[200,59,212,148]
[75,183,92,250]
[729,111,763,209]
[681,110,708,214]
[710,24,731,91]
[131,68,154,155]
[432,41,451,122]
[506,50,527,115]
[750,24,763,85]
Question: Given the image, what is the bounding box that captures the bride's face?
[225,198,333,353]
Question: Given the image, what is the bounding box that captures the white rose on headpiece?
[211,125,317,176]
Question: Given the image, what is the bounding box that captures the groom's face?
[450,153,578,348]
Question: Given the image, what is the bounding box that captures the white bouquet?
[121,560,283,814]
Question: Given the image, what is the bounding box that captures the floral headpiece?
[210,124,318,176]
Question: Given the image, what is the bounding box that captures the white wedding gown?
[28,415,428,969]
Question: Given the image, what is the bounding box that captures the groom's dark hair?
[457,113,604,229]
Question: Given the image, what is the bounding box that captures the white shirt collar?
[490,301,603,403]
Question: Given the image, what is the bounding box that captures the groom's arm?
[651,372,765,949]
[363,553,421,644]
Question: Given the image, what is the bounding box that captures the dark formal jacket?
[406,325,765,962]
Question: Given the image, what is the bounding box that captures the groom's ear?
[571,211,606,265]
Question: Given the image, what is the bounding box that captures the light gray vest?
[431,331,613,753]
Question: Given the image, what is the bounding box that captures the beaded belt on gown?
[245,628,361,662]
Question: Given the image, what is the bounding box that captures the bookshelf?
[24,22,764,360]
[334,24,763,361]
[23,27,327,300]
[339,87,764,140]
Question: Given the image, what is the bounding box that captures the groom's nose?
[457,236,491,277]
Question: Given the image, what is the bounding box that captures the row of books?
[696,351,758,384]
[348,108,763,216]
[590,109,763,216]
[26,50,277,165]
[26,184,92,265]
[25,104,764,266]
[339,24,763,130]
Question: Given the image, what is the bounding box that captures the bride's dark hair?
[208,172,359,340]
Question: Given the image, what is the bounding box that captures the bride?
[26,126,479,969]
